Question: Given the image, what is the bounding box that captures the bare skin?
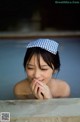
[14,78,70,99]
[14,54,70,99]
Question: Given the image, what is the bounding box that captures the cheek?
[26,69,34,78]
[44,70,53,79]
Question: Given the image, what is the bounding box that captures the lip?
[33,78,44,82]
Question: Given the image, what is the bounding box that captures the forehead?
[28,54,47,65]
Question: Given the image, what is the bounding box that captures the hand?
[30,79,52,99]
[30,79,44,99]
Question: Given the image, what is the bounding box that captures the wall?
[0,38,80,99]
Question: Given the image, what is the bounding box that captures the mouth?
[33,78,44,82]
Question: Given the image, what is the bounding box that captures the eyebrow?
[27,64,48,67]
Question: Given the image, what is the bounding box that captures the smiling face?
[26,54,54,84]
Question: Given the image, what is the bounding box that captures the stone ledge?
[0,98,80,122]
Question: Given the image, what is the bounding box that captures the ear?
[53,69,58,74]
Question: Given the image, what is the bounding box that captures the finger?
[32,83,41,99]
[37,87,44,99]
[30,80,37,92]
[33,83,44,99]
[34,82,39,95]
[36,81,50,93]
[36,81,47,89]
[38,85,52,99]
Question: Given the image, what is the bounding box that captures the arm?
[13,83,27,100]
[62,82,70,97]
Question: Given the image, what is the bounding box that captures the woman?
[14,39,70,99]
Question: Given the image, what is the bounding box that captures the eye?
[27,67,34,70]
[41,69,48,71]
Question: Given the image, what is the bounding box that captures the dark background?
[0,0,80,31]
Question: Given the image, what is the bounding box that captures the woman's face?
[26,54,54,84]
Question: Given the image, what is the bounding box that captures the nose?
[33,69,41,79]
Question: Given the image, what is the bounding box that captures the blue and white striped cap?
[26,39,59,55]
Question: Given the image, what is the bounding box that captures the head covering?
[26,39,59,55]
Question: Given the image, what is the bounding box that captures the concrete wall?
[0,38,80,99]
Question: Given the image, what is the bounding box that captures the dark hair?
[23,47,60,71]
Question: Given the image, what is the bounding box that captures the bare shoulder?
[51,79,70,98]
[14,79,28,90]
[13,79,30,97]
[54,79,69,86]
